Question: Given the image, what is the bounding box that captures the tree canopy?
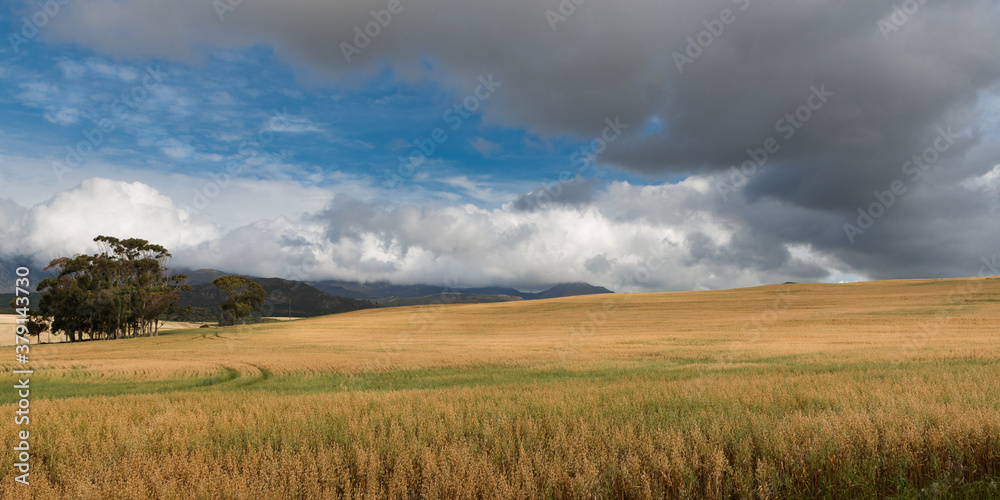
[213,275,267,326]
[30,236,190,341]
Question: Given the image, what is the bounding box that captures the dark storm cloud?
[41,0,1000,175]
[511,176,599,212]
[35,0,1000,283]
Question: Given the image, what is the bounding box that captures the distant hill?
[308,280,451,300]
[172,267,613,303]
[167,268,614,313]
[0,265,13,295]
[0,257,43,313]
[1,276,373,319]
[179,268,231,286]
[0,256,42,294]
[0,293,32,314]
[519,282,614,300]
[3,265,614,317]
[176,277,375,319]
[372,293,523,307]
[307,279,614,301]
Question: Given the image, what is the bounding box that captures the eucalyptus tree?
[33,236,190,341]
[213,275,267,326]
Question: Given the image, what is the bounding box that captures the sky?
[1,0,999,293]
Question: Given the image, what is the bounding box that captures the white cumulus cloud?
[2,178,220,264]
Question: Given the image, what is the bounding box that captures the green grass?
[12,355,1000,411]
[4,367,242,402]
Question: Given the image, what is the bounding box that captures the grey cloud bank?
[4,0,1000,289]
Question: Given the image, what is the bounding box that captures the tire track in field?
[208,363,273,390]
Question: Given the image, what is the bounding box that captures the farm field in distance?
[0,317,296,347]
[2,277,999,498]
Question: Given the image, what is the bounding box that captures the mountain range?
[174,276,376,319]
[177,268,613,301]
[175,268,613,316]
[1,263,614,318]
[305,279,614,301]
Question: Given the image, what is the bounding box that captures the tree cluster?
[213,275,266,326]
[27,236,190,341]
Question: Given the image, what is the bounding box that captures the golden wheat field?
[2,277,999,498]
